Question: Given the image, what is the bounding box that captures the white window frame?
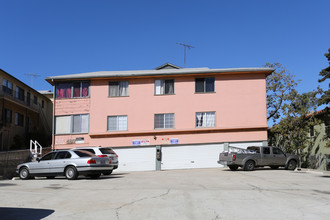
[154,113,175,129]
[72,114,89,134]
[109,81,129,97]
[73,81,90,98]
[55,115,71,134]
[55,114,89,135]
[195,77,215,93]
[196,112,216,128]
[55,81,90,99]
[155,79,174,95]
[107,115,128,131]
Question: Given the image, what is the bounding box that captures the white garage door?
[161,144,224,170]
[114,147,156,172]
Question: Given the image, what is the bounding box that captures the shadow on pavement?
[0,183,16,187]
[111,172,130,176]
[0,207,54,220]
[18,173,129,181]
[222,167,287,172]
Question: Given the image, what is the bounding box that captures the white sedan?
[16,150,114,180]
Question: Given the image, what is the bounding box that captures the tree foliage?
[265,63,298,123]
[268,50,329,166]
[269,90,320,158]
[318,48,330,105]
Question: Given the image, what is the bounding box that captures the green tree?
[269,90,320,165]
[318,48,330,105]
[265,63,298,123]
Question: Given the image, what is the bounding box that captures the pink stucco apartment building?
[46,63,273,171]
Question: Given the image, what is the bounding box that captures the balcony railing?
[0,86,39,112]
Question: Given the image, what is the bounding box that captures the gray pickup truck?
[218,146,299,171]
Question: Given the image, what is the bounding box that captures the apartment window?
[55,81,90,99]
[55,116,71,134]
[155,79,174,95]
[2,79,13,95]
[55,114,89,134]
[73,82,89,98]
[196,112,215,128]
[72,114,89,133]
[109,81,129,97]
[33,95,38,105]
[195,77,215,93]
[154,113,174,129]
[14,112,24,126]
[56,83,71,99]
[42,100,45,108]
[26,92,31,106]
[15,86,25,101]
[107,115,127,131]
[5,109,12,123]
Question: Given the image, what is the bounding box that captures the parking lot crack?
[115,189,170,220]
[246,183,262,192]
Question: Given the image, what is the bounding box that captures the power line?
[176,42,195,68]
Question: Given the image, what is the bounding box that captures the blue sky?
[0,0,329,94]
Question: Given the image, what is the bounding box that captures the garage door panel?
[161,144,224,170]
[114,147,155,172]
[112,142,261,172]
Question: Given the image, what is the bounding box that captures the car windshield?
[100,148,116,154]
[74,150,95,157]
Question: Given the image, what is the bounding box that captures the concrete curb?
[296,168,330,176]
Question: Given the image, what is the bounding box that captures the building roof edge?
[45,67,274,85]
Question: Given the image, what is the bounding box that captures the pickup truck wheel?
[286,160,297,170]
[244,160,255,171]
[228,165,238,171]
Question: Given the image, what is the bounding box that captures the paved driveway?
[0,168,329,220]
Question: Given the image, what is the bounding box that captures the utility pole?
[24,73,40,87]
[176,42,195,68]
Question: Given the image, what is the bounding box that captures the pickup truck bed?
[218,146,299,171]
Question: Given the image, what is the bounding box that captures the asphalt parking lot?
[0,168,330,220]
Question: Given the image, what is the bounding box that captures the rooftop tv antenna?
[24,73,40,87]
[176,42,195,68]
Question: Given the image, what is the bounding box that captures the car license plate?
[100,160,105,164]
